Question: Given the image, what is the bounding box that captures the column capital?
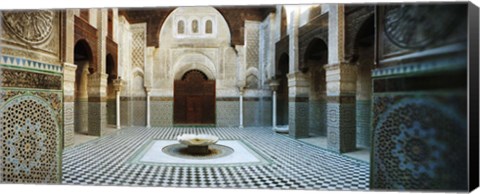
[113,78,124,91]
[268,79,280,91]
[238,87,245,94]
[236,80,246,90]
[145,87,152,94]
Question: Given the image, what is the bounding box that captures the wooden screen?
[174,70,215,124]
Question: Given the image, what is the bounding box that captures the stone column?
[113,78,123,129]
[87,9,108,136]
[284,7,310,138]
[324,4,357,153]
[325,63,357,153]
[63,63,77,147]
[287,72,310,138]
[239,87,245,128]
[328,4,345,65]
[269,80,280,128]
[62,9,76,147]
[88,72,108,136]
[145,87,151,128]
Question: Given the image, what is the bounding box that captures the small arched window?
[205,20,212,34]
[191,20,198,33]
[177,20,185,34]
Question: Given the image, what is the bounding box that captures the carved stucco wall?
[0,10,63,183]
[245,20,260,89]
[130,23,147,97]
[259,14,275,83]
[154,7,237,97]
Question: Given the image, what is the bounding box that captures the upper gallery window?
[174,16,216,38]
[177,20,185,34]
[205,20,212,34]
[191,20,199,33]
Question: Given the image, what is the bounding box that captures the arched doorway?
[74,40,93,135]
[106,54,116,126]
[276,53,289,126]
[174,70,216,125]
[304,38,328,137]
[353,15,374,149]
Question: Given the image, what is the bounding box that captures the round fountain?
[177,134,219,155]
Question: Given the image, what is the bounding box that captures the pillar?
[324,4,357,153]
[63,63,77,147]
[88,8,108,136]
[145,87,151,128]
[239,88,244,128]
[325,63,357,153]
[269,79,280,128]
[62,9,76,147]
[287,72,310,138]
[113,78,123,129]
[88,72,108,136]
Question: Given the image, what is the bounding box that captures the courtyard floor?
[62,127,369,190]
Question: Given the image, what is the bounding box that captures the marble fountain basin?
[177,134,219,155]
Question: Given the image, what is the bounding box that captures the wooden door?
[186,96,202,123]
[174,70,215,124]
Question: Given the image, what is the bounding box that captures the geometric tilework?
[0,93,60,183]
[355,100,371,148]
[132,101,146,127]
[288,101,310,138]
[106,100,116,125]
[151,101,173,127]
[371,94,468,191]
[243,100,271,127]
[62,127,369,190]
[88,102,106,136]
[309,100,327,136]
[120,101,132,126]
[371,53,466,78]
[0,55,63,73]
[216,101,239,127]
[326,102,356,153]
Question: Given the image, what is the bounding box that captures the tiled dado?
[0,55,63,73]
[0,63,63,183]
[373,50,466,78]
[309,100,327,136]
[356,100,371,148]
[288,97,310,138]
[243,100,271,127]
[151,101,173,127]
[216,101,239,127]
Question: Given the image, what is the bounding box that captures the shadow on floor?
[73,125,119,146]
[297,136,370,163]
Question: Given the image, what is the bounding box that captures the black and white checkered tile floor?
[62,127,369,190]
